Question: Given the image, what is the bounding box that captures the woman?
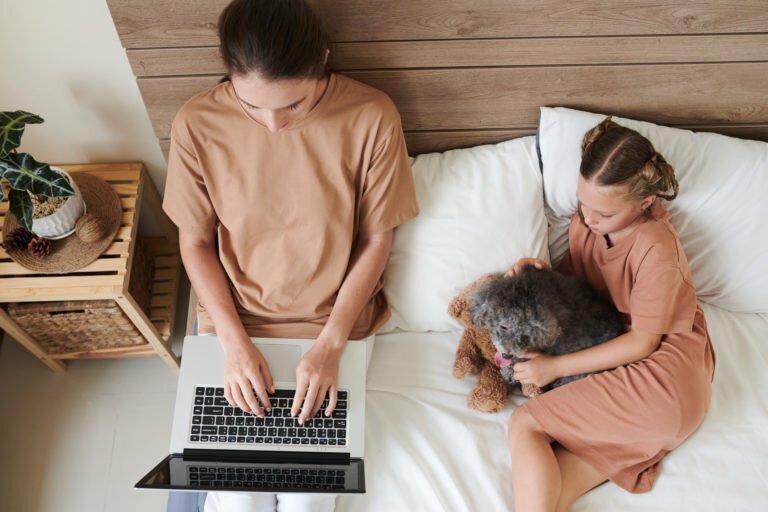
[162,0,419,510]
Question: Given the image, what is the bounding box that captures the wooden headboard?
[107,0,768,156]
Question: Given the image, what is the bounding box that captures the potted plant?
[0,110,85,238]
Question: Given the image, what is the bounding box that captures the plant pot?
[31,167,86,239]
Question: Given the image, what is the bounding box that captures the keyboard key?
[190,435,199,442]
[204,407,223,416]
[332,411,347,418]
[214,397,228,406]
[194,397,204,406]
[202,417,215,425]
[201,426,217,435]
[195,387,205,396]
[215,388,224,396]
[205,388,215,396]
[338,391,348,400]
[337,401,347,410]
[334,420,347,429]
[204,397,214,406]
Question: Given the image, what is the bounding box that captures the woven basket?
[6,237,156,355]
[7,300,146,354]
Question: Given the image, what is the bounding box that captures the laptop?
[136,335,369,494]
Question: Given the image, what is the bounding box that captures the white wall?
[0,0,167,191]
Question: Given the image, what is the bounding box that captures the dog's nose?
[502,353,513,360]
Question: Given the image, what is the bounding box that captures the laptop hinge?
[182,449,351,465]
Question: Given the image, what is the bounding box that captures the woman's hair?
[580,117,679,211]
[218,0,329,81]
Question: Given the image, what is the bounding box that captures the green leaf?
[9,189,34,231]
[0,111,44,159]
[0,153,74,197]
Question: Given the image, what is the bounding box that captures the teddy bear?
[449,273,541,413]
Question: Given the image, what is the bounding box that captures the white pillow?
[538,106,768,313]
[381,136,550,332]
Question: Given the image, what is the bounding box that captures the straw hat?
[3,173,122,273]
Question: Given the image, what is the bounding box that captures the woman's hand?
[291,338,343,425]
[507,258,551,276]
[222,334,275,417]
[513,351,561,388]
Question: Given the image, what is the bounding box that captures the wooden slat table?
[0,163,181,372]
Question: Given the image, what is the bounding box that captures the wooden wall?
[106,0,768,156]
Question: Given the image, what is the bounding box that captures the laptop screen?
[136,454,365,494]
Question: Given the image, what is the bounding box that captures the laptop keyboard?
[187,465,347,490]
[189,387,348,446]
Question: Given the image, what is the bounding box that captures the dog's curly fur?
[470,266,624,390]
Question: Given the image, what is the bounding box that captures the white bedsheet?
[337,303,768,511]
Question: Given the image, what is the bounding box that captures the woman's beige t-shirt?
[162,74,419,339]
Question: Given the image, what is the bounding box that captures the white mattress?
[337,303,768,511]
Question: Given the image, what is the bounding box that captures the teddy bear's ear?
[448,295,467,319]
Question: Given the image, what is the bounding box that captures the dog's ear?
[469,279,497,328]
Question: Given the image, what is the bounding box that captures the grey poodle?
[470,266,624,390]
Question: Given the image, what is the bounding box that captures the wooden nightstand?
[0,163,181,372]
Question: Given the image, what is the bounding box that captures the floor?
[0,278,190,512]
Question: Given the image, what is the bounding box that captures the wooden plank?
[104,241,132,256]
[158,121,768,158]
[115,226,133,240]
[139,63,768,137]
[107,0,768,48]
[57,163,142,179]
[116,293,180,369]
[404,129,536,154]
[128,34,768,77]
[120,196,137,211]
[0,257,127,276]
[50,344,157,360]
[0,308,67,372]
[0,271,123,301]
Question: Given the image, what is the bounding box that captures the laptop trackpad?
[256,344,302,383]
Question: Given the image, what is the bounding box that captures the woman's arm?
[514,328,662,388]
[180,231,275,416]
[291,229,393,423]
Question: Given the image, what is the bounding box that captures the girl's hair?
[218,0,329,81]
[580,117,679,212]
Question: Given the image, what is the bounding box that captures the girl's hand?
[507,258,551,277]
[513,351,561,388]
[222,334,275,417]
[291,338,343,425]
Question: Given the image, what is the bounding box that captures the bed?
[105,1,768,510]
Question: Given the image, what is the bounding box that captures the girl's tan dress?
[522,204,716,493]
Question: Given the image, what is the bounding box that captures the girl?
[162,0,418,510]
[506,118,716,512]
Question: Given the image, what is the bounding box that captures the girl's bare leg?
[507,407,561,512]
[552,444,608,512]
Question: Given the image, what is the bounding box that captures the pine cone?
[1,228,35,252]
[28,236,52,259]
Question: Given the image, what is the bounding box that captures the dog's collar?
[494,351,513,368]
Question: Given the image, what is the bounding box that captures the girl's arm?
[515,329,662,388]
[291,229,393,423]
[556,328,662,377]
